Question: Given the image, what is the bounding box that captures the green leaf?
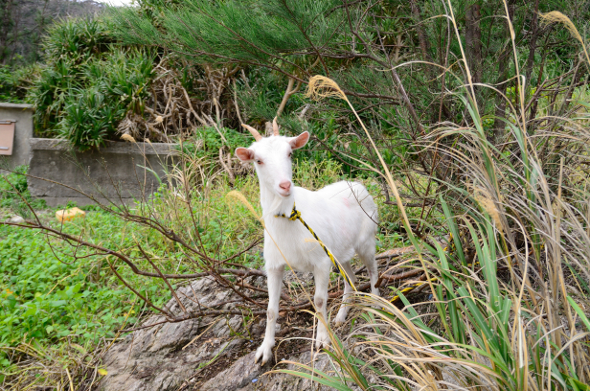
[23,305,37,317]
[566,376,590,391]
[456,286,494,342]
[567,296,590,332]
[440,196,465,263]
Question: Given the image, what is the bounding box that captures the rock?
[97,275,350,391]
[200,351,264,391]
[231,352,336,391]
[97,276,246,391]
[7,215,24,224]
[201,350,341,391]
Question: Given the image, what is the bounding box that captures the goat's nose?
[279,181,291,192]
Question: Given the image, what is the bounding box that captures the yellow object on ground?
[56,207,86,223]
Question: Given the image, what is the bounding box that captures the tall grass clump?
[281,7,590,391]
[58,49,154,150]
[31,18,155,150]
[32,18,117,137]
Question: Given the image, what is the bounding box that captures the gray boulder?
[97,277,246,391]
[97,275,347,391]
[6,215,24,224]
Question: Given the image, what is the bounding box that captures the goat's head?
[235,118,309,198]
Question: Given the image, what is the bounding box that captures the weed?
[0,167,46,218]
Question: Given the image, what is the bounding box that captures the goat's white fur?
[236,130,379,365]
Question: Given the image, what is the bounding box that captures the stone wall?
[0,103,34,169]
[28,139,178,206]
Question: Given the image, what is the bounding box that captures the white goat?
[235,119,379,365]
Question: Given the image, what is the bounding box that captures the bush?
[58,49,154,150]
[31,18,155,150]
[0,64,37,103]
[32,18,117,137]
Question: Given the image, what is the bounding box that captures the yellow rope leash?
[276,203,357,290]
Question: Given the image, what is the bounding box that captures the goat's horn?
[242,124,263,141]
[272,117,280,136]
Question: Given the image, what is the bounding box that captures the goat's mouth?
[276,181,292,197]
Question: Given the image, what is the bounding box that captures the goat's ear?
[235,147,255,162]
[289,131,310,150]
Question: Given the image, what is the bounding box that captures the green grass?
[0,213,144,366]
[0,221,137,345]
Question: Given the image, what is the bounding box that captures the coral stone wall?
[28,139,178,206]
[0,103,34,169]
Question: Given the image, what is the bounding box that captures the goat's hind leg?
[334,262,357,326]
[358,244,380,297]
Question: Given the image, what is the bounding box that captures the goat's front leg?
[255,266,284,365]
[313,266,330,349]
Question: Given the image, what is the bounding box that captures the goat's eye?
[256,160,263,165]
[288,152,292,158]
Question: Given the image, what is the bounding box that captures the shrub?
[0,64,37,103]
[31,18,155,150]
[57,49,155,150]
[32,18,118,138]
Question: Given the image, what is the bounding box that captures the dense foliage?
[30,19,157,150]
[0,220,140,347]
[111,0,589,136]
[0,65,38,103]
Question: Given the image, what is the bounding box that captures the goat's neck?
[259,182,294,221]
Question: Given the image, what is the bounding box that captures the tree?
[110,0,590,205]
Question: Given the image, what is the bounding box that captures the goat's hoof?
[366,291,382,309]
[255,344,273,366]
[333,312,347,327]
[315,333,331,350]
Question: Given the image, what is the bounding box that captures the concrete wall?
[0,103,34,169]
[28,139,178,206]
